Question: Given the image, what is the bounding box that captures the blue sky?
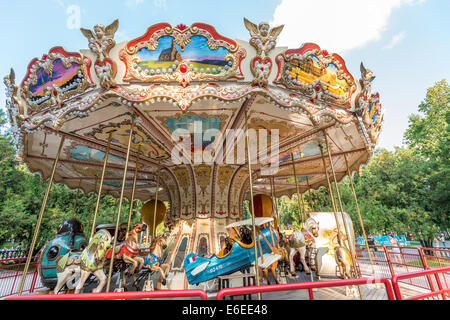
[1,0,448,150]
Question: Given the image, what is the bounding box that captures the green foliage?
[0,110,142,250]
[274,80,449,247]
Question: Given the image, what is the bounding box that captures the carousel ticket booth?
[5,18,384,295]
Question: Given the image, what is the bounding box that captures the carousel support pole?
[72,178,82,218]
[126,146,141,233]
[305,176,314,214]
[152,157,161,240]
[323,131,363,299]
[89,131,114,241]
[270,177,280,231]
[290,152,306,224]
[319,143,343,245]
[17,135,66,295]
[344,153,378,280]
[245,110,261,300]
[290,152,314,282]
[86,177,98,236]
[106,117,135,293]
[323,133,355,253]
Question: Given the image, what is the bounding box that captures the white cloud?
[383,31,406,49]
[126,0,167,10]
[126,0,145,8]
[270,0,424,54]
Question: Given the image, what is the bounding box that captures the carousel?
[4,18,384,296]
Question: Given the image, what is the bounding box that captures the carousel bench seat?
[254,253,281,269]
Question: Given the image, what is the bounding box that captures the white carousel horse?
[53,229,112,294]
[285,217,319,276]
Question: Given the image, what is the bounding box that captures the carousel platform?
[210,271,424,300]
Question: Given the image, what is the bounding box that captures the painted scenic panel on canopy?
[274,176,313,184]
[269,140,325,165]
[286,56,350,97]
[164,115,223,152]
[21,47,93,113]
[68,145,126,166]
[104,180,150,188]
[136,35,232,75]
[28,60,80,98]
[274,43,356,106]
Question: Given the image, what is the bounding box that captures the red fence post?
[9,259,21,296]
[418,248,436,292]
[382,245,395,278]
[391,266,450,300]
[30,261,39,293]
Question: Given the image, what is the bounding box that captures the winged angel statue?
[243,18,284,57]
[80,19,119,62]
[243,18,284,86]
[80,20,119,88]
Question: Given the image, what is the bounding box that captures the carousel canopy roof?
[4,19,384,223]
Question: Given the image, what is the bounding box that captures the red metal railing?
[355,245,450,291]
[391,266,450,300]
[215,277,395,300]
[0,256,42,298]
[5,289,209,300]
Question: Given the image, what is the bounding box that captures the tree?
[279,80,449,248]
[404,79,450,242]
[0,110,142,250]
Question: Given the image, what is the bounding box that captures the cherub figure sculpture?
[244,18,284,86]
[244,18,284,57]
[80,19,119,89]
[80,19,119,62]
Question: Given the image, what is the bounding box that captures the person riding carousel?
[239,226,253,245]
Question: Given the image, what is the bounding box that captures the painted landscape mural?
[165,115,222,152]
[136,35,232,74]
[28,59,83,104]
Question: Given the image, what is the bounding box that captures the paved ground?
[1,264,434,300]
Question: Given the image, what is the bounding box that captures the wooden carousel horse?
[259,245,289,285]
[256,225,289,285]
[104,222,146,287]
[53,229,112,294]
[332,230,359,296]
[286,217,320,276]
[276,232,291,280]
[141,235,170,286]
[332,231,353,280]
[105,222,147,287]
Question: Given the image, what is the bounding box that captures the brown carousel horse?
[141,234,170,284]
[255,221,290,285]
[259,245,290,285]
[332,230,360,296]
[332,230,354,280]
[104,222,146,286]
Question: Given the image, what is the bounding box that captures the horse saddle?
[105,242,138,259]
[56,252,81,273]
